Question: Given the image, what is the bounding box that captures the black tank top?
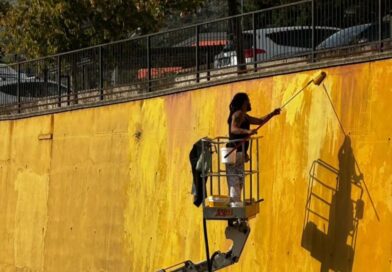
[228,112,250,152]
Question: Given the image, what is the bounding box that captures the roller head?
[313,71,327,86]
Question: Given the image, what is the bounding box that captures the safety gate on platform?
[201,136,263,220]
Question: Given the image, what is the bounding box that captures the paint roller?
[224,71,327,158]
[313,71,327,86]
[280,71,327,108]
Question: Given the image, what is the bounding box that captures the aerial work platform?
[159,136,263,272]
[201,137,263,221]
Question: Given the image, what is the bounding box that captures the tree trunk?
[228,0,246,73]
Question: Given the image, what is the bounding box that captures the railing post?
[57,55,62,107]
[196,25,200,83]
[253,12,257,72]
[147,36,152,92]
[311,0,315,62]
[82,65,85,91]
[99,46,104,100]
[379,0,382,51]
[17,63,21,113]
[67,75,70,106]
[44,66,48,97]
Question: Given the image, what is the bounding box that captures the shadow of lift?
[302,136,365,272]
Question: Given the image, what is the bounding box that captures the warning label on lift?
[215,208,234,217]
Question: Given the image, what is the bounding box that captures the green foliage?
[0,0,380,60]
[0,0,10,18]
[0,0,204,59]
[0,0,11,58]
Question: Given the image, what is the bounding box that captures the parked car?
[0,63,68,105]
[214,26,340,68]
[0,63,33,81]
[317,22,391,49]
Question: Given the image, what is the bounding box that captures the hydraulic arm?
[159,220,250,272]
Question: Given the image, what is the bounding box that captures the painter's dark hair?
[227,93,249,125]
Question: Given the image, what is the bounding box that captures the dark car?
[0,64,68,105]
[317,22,391,49]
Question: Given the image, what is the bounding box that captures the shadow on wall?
[301,136,365,272]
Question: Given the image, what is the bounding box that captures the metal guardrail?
[0,0,391,116]
[201,136,262,212]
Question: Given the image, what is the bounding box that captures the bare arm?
[231,111,252,135]
[247,108,281,126]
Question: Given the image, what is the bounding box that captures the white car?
[0,63,33,81]
[214,26,340,68]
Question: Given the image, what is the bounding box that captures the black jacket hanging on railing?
[189,138,211,207]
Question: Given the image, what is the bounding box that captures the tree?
[244,0,294,11]
[163,0,229,30]
[0,0,10,18]
[225,0,300,73]
[0,0,205,59]
[0,0,11,60]
[227,0,246,72]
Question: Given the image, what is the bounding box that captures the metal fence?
[0,0,391,116]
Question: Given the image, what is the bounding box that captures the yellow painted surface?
[0,59,391,272]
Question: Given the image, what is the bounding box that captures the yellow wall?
[0,58,391,272]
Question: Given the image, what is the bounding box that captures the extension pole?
[281,72,326,109]
[224,72,326,158]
